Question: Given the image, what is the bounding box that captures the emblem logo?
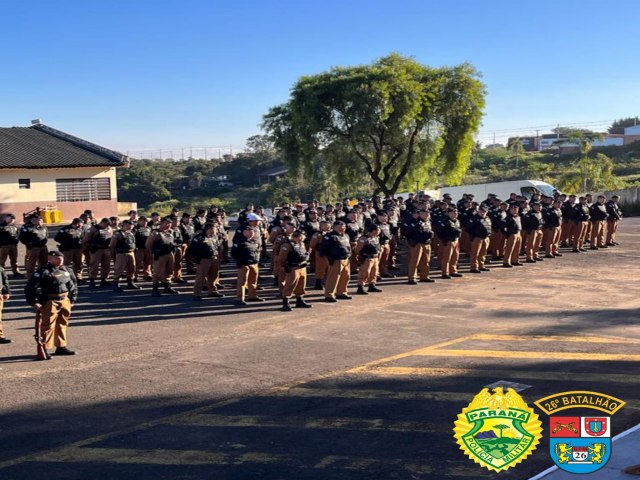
[454,387,542,472]
[535,391,624,474]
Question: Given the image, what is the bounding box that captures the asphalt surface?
[1,219,639,480]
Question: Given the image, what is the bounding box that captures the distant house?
[0,123,129,222]
[257,164,288,184]
[624,125,640,145]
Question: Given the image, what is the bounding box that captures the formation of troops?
[0,190,625,360]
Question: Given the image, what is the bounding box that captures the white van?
[398,180,557,202]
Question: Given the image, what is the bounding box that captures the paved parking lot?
[1,219,639,479]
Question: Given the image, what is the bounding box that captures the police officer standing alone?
[25,250,78,359]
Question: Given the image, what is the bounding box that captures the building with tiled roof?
[0,122,129,222]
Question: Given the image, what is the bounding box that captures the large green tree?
[263,53,486,196]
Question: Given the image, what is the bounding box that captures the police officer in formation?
[19,215,49,276]
[0,213,23,276]
[0,189,626,359]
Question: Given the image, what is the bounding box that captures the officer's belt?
[47,293,69,299]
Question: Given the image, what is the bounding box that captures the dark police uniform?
[436,217,462,278]
[279,240,311,307]
[25,257,78,355]
[0,218,21,274]
[605,200,623,245]
[542,205,563,257]
[19,222,49,276]
[320,229,352,300]
[54,224,85,279]
[0,267,11,342]
[589,202,608,248]
[111,229,137,286]
[466,213,492,271]
[134,223,153,279]
[502,213,523,267]
[190,231,222,298]
[146,227,178,294]
[405,217,434,282]
[232,232,261,303]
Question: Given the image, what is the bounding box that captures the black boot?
[99,279,109,287]
[295,296,312,308]
[127,278,141,290]
[356,285,369,295]
[113,279,125,293]
[163,282,179,294]
[89,279,97,289]
[282,298,292,312]
[314,279,323,290]
[368,284,382,293]
[152,284,162,297]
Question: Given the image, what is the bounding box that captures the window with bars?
[56,178,111,202]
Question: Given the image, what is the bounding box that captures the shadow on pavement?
[1,354,639,480]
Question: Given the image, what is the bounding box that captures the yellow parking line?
[472,333,640,345]
[415,348,640,362]
[346,334,481,373]
[359,366,640,384]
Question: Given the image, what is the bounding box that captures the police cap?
[48,250,63,257]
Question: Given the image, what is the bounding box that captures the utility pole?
[190,147,193,160]
[182,148,185,161]
[493,132,496,145]
[536,130,540,151]
[204,148,208,161]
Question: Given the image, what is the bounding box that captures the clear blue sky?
[1,0,638,155]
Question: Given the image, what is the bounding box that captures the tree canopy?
[608,117,639,134]
[263,53,486,196]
